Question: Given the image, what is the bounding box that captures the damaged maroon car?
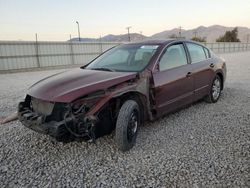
[18,40,226,151]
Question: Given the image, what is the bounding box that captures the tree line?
[192,27,240,42]
[169,27,241,42]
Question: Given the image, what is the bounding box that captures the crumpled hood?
[28,68,137,102]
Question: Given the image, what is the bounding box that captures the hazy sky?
[0,0,250,41]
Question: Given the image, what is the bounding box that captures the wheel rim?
[127,109,138,142]
[212,78,221,100]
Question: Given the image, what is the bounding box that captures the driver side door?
[152,42,194,117]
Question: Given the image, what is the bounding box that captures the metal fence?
[0,41,121,71]
[0,41,250,71]
[204,42,250,53]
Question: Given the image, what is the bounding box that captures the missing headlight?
[31,97,54,116]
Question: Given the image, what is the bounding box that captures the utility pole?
[179,26,182,38]
[76,21,81,42]
[193,31,198,38]
[140,31,143,41]
[126,26,132,42]
[69,34,72,41]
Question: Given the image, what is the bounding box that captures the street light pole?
[76,21,81,42]
[126,26,132,42]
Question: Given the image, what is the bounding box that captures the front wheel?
[205,75,222,103]
[115,100,140,152]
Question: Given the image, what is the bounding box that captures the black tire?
[205,75,222,103]
[115,100,140,152]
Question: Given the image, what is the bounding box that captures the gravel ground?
[0,51,250,187]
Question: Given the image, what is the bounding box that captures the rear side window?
[159,43,187,71]
[186,43,206,63]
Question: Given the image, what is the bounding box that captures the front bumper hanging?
[18,101,74,138]
[18,99,96,141]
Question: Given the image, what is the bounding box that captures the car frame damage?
[18,72,153,143]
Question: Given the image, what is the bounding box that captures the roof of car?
[129,39,175,45]
[122,39,207,48]
[127,39,207,48]
[129,39,201,45]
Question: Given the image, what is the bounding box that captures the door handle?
[186,72,192,77]
[210,63,215,68]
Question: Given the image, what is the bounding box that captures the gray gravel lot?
[0,51,250,187]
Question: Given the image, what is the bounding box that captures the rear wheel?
[115,100,140,152]
[205,75,222,103]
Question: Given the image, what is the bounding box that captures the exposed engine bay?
[18,95,114,142]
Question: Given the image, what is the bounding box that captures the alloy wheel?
[127,109,138,142]
[212,78,221,100]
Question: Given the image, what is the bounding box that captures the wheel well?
[113,92,148,123]
[93,92,147,138]
[216,72,224,89]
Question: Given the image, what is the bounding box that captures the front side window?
[186,43,206,63]
[159,43,187,71]
[86,44,159,72]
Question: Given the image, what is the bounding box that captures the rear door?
[185,42,215,100]
[152,42,194,117]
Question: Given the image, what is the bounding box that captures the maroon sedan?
[18,40,226,151]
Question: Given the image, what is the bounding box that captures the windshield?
[86,44,159,72]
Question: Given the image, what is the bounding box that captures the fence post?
[70,41,75,65]
[99,37,103,54]
[35,33,40,68]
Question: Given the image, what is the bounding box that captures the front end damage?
[18,95,99,142]
[18,73,153,142]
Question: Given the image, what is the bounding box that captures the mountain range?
[69,25,250,43]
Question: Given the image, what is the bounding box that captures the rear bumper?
[18,102,71,138]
